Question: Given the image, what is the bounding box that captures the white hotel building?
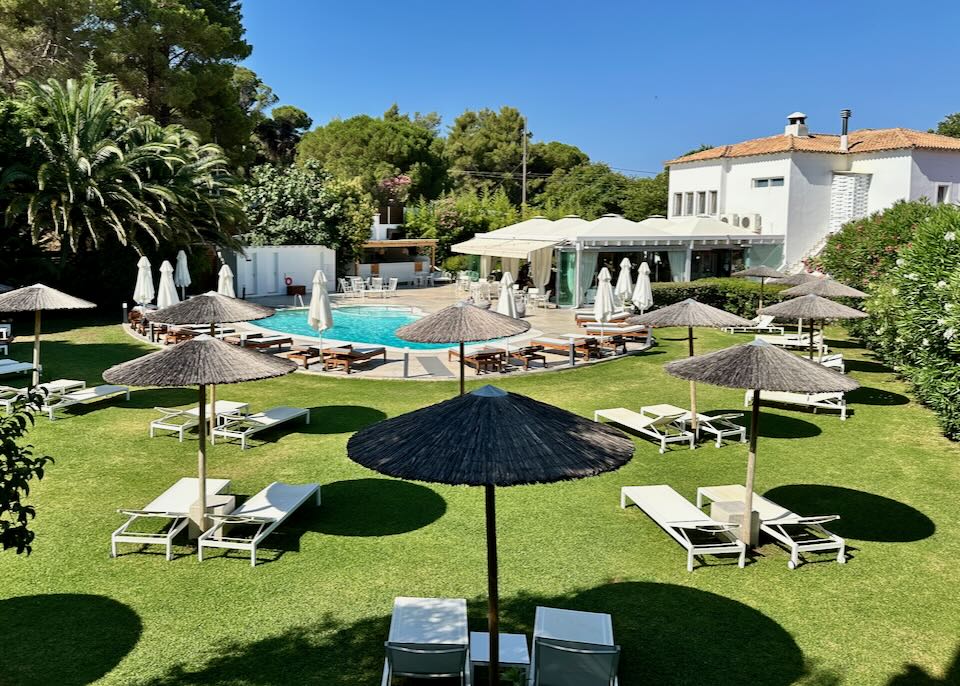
[666,111,960,269]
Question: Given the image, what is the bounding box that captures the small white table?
[710,500,760,547]
[188,493,236,539]
[470,631,529,681]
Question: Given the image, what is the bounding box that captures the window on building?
[696,191,706,215]
[673,193,683,216]
[936,184,950,204]
[708,190,718,214]
[753,177,784,188]
[684,192,694,215]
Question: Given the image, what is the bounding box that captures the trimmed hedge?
[650,278,786,318]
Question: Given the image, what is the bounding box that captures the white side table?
[470,631,530,682]
[710,500,760,546]
[188,494,236,539]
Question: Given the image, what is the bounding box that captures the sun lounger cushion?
[212,406,310,449]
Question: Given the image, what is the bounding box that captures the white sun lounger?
[639,403,746,448]
[722,315,784,335]
[41,384,129,420]
[0,379,85,414]
[819,353,845,373]
[620,485,746,572]
[212,406,310,449]
[696,484,845,569]
[754,332,824,351]
[150,400,250,442]
[111,477,231,561]
[198,481,321,566]
[746,390,849,420]
[595,407,694,453]
[0,360,39,376]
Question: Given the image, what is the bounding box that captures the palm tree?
[5,76,243,254]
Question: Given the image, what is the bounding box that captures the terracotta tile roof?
[667,128,960,165]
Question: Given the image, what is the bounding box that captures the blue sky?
[242,2,960,175]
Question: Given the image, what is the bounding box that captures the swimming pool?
[254,306,502,350]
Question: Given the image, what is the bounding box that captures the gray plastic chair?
[531,638,620,686]
[383,642,469,685]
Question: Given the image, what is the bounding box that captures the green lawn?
[1,318,959,685]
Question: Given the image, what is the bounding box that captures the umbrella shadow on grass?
[711,409,821,439]
[845,357,894,375]
[309,478,447,537]
[847,386,909,406]
[494,582,810,686]
[135,583,811,686]
[0,594,142,686]
[299,405,387,434]
[763,485,935,542]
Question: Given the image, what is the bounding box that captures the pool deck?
[128,284,654,380]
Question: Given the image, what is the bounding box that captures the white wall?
[783,152,846,266]
[234,245,335,297]
[848,151,912,213]
[911,150,960,203]
[667,161,723,218]
[720,154,792,234]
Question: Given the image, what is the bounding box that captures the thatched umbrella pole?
[808,320,816,360]
[742,390,761,543]
[459,341,466,396]
[209,323,218,438]
[687,326,698,431]
[31,310,41,387]
[485,483,500,685]
[197,383,208,528]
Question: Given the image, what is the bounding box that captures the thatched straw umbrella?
[347,385,634,685]
[629,299,751,430]
[151,292,276,435]
[759,294,867,360]
[772,272,822,286]
[732,265,786,310]
[781,278,867,299]
[0,284,96,386]
[665,340,858,546]
[395,302,530,395]
[103,335,296,532]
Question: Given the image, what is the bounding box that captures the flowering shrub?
[813,200,935,290]
[650,278,786,318]
[867,206,960,438]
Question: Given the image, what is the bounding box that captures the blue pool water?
[255,306,499,350]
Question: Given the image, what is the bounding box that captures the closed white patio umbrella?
[308,270,334,356]
[496,272,517,318]
[593,267,616,339]
[217,264,236,298]
[174,250,192,300]
[632,262,653,313]
[156,261,180,310]
[615,257,633,306]
[133,256,155,309]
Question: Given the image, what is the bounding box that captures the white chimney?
[784,112,808,137]
[840,109,852,152]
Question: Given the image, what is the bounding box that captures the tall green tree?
[297,105,446,200]
[94,0,255,162]
[445,106,526,200]
[255,105,312,165]
[242,161,374,261]
[622,171,669,220]
[0,0,110,89]
[535,163,631,218]
[933,113,960,139]
[3,76,243,255]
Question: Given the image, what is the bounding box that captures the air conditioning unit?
[739,214,762,233]
[719,213,739,225]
